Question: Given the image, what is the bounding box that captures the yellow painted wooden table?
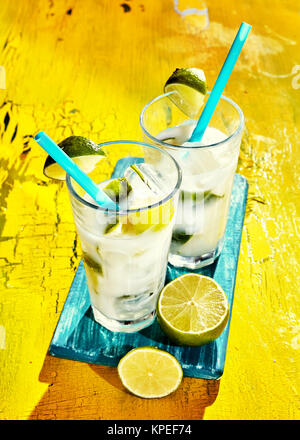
[0,0,299,420]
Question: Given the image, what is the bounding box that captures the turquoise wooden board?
[49,158,248,379]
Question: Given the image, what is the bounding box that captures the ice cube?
[123,163,169,209]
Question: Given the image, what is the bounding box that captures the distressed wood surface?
[0,0,299,420]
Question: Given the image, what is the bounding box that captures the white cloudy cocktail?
[66,141,181,332]
[140,91,244,269]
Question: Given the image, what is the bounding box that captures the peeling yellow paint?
[0,325,5,349]
[0,0,299,421]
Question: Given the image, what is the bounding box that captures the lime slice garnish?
[82,251,103,291]
[164,68,207,117]
[157,274,229,346]
[43,136,105,180]
[117,347,183,399]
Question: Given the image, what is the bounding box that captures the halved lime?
[43,136,105,180]
[117,347,183,399]
[157,273,229,346]
[164,68,207,117]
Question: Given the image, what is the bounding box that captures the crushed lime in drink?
[75,162,176,325]
[156,120,233,258]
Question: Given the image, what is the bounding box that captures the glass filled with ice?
[140,91,244,269]
[66,141,181,332]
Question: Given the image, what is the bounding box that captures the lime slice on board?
[43,136,105,180]
[164,67,207,118]
[117,347,183,398]
[157,273,229,346]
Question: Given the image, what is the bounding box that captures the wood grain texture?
[0,0,299,420]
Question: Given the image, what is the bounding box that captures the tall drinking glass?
[140,91,244,269]
[66,141,181,332]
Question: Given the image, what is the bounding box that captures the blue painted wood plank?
[49,159,248,379]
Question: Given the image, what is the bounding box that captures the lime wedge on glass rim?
[43,136,106,180]
[164,67,207,118]
[117,346,183,399]
[157,273,229,346]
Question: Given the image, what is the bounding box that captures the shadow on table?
[28,352,220,420]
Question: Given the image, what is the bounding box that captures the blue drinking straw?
[34,131,117,209]
[189,22,251,143]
